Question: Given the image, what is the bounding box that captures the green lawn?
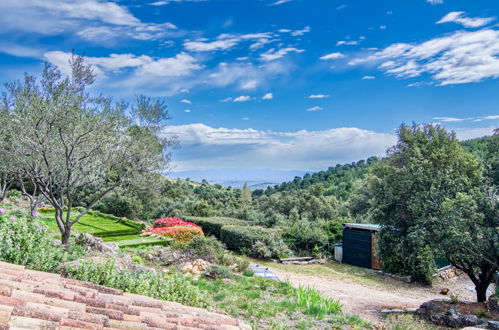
[39,210,168,248]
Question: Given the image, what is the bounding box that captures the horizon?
[1,0,498,182]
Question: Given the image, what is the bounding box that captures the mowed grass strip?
[38,211,140,237]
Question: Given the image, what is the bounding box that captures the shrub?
[7,190,21,201]
[62,259,208,307]
[183,216,250,239]
[220,225,292,259]
[283,220,329,254]
[218,253,250,272]
[186,236,225,259]
[147,226,204,243]
[204,264,233,279]
[0,213,83,271]
[153,217,200,228]
[243,269,254,277]
[384,314,435,330]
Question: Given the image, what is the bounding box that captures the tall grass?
[295,286,342,318]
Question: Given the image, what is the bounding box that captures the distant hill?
[171,168,307,188]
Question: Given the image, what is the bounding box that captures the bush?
[184,216,250,239]
[384,314,435,330]
[186,236,225,259]
[147,226,204,243]
[62,259,208,307]
[204,264,233,279]
[217,253,250,272]
[220,225,291,259]
[0,213,83,271]
[153,216,200,228]
[7,190,21,201]
[283,220,329,254]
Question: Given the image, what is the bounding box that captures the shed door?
[343,228,372,268]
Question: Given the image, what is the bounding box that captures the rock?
[489,295,499,312]
[75,233,118,255]
[440,288,450,295]
[488,320,499,330]
[460,315,479,327]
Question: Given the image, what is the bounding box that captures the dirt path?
[268,267,478,325]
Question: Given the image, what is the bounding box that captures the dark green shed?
[342,223,382,269]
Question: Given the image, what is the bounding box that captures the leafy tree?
[367,124,486,288]
[2,55,173,245]
[240,183,252,202]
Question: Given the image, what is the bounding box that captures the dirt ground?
[263,263,492,325]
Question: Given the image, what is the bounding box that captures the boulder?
[488,320,499,330]
[75,233,118,255]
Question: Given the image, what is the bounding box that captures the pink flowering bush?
[153,217,201,229]
[147,217,204,243]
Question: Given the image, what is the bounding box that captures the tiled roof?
[0,261,250,330]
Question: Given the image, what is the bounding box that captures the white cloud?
[220,97,233,102]
[262,93,274,100]
[306,106,324,112]
[320,52,345,60]
[0,0,176,42]
[180,99,192,104]
[260,47,305,61]
[350,29,499,85]
[484,115,499,120]
[437,12,495,28]
[362,75,376,80]
[165,124,397,171]
[241,117,250,120]
[184,109,191,113]
[241,80,258,90]
[270,0,293,6]
[184,32,273,52]
[44,50,202,96]
[234,95,252,102]
[453,127,497,140]
[432,116,470,122]
[426,0,443,4]
[291,26,311,37]
[308,94,330,99]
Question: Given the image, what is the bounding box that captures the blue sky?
[0,0,498,177]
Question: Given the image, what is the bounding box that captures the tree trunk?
[61,227,71,246]
[476,283,488,302]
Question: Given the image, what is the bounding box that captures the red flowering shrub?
[147,226,204,243]
[153,217,200,229]
[147,217,204,242]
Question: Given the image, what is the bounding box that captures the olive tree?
[3,55,174,245]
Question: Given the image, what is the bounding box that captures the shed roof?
[343,223,381,232]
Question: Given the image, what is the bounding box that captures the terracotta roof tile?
[0,262,250,329]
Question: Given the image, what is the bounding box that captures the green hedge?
[219,225,279,252]
[183,216,250,239]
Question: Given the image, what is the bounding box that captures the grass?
[189,275,371,329]
[38,211,135,235]
[38,210,169,248]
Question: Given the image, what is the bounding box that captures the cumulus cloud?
[0,0,177,42]
[362,75,375,80]
[320,52,345,60]
[262,93,274,100]
[308,94,330,99]
[164,123,397,171]
[437,12,495,28]
[350,29,499,85]
[180,99,192,104]
[426,0,443,4]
